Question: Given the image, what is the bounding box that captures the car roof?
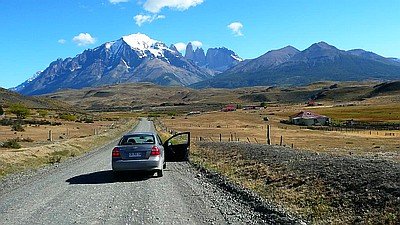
[123,132,157,137]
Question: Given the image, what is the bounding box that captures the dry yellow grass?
[0,117,137,178]
[161,105,400,161]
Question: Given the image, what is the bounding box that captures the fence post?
[291,143,294,148]
[280,136,283,146]
[219,134,222,142]
[266,125,271,145]
[247,137,251,143]
[48,130,53,142]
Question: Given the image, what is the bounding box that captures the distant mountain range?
[14,33,241,95]
[184,43,242,73]
[192,42,400,88]
[13,34,400,95]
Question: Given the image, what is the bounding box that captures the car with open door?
[111,131,191,177]
[163,132,190,162]
[111,132,165,177]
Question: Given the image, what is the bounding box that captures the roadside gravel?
[196,142,400,224]
[0,120,303,225]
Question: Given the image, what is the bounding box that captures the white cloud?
[174,42,187,52]
[191,40,203,49]
[228,22,244,36]
[72,33,96,46]
[134,14,165,26]
[143,0,204,13]
[109,0,129,4]
[58,39,66,44]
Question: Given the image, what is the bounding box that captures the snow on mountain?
[14,33,212,95]
[11,71,42,92]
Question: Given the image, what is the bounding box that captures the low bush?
[11,123,25,132]
[59,114,77,121]
[2,139,21,149]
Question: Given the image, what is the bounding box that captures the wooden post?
[291,143,294,148]
[254,138,258,143]
[280,136,283,146]
[266,125,271,145]
[230,133,233,142]
[48,130,53,142]
[219,134,222,142]
[247,137,251,143]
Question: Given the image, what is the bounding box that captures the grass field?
[160,104,400,160]
[0,113,137,178]
[158,102,400,224]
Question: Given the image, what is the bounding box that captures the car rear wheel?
[156,169,163,177]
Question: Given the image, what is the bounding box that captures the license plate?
[129,152,142,158]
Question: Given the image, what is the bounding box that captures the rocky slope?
[14,33,211,95]
[185,43,243,72]
[192,42,400,88]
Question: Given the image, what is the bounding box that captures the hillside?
[192,42,400,89]
[0,87,72,110]
[43,81,400,112]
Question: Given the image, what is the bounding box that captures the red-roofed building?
[222,104,236,112]
[289,111,330,126]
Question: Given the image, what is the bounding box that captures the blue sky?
[1,0,399,88]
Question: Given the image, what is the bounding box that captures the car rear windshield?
[119,134,155,145]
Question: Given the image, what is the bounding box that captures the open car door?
[163,132,190,162]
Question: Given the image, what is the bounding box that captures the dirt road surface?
[0,119,299,225]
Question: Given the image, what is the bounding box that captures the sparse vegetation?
[1,139,21,149]
[11,122,24,132]
[37,109,48,118]
[9,103,30,119]
[0,105,4,115]
[59,113,77,121]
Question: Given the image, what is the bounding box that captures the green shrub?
[0,105,4,115]
[83,117,94,123]
[11,123,25,132]
[167,111,177,116]
[2,139,21,149]
[9,103,30,119]
[37,110,48,118]
[59,113,77,121]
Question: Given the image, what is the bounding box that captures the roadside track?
[0,118,297,225]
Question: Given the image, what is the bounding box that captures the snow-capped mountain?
[192,41,400,88]
[12,71,42,93]
[16,33,212,95]
[184,43,243,72]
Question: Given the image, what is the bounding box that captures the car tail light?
[150,146,160,156]
[112,147,120,157]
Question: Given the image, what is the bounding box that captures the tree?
[9,103,30,119]
[260,102,267,108]
[38,109,48,118]
[0,105,4,115]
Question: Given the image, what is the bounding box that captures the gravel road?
[0,119,299,225]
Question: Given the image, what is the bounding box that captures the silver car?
[112,132,165,177]
[111,131,191,177]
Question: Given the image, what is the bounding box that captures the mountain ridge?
[192,41,400,89]
[14,33,239,95]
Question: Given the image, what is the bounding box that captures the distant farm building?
[222,104,237,112]
[243,105,264,110]
[290,111,330,126]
